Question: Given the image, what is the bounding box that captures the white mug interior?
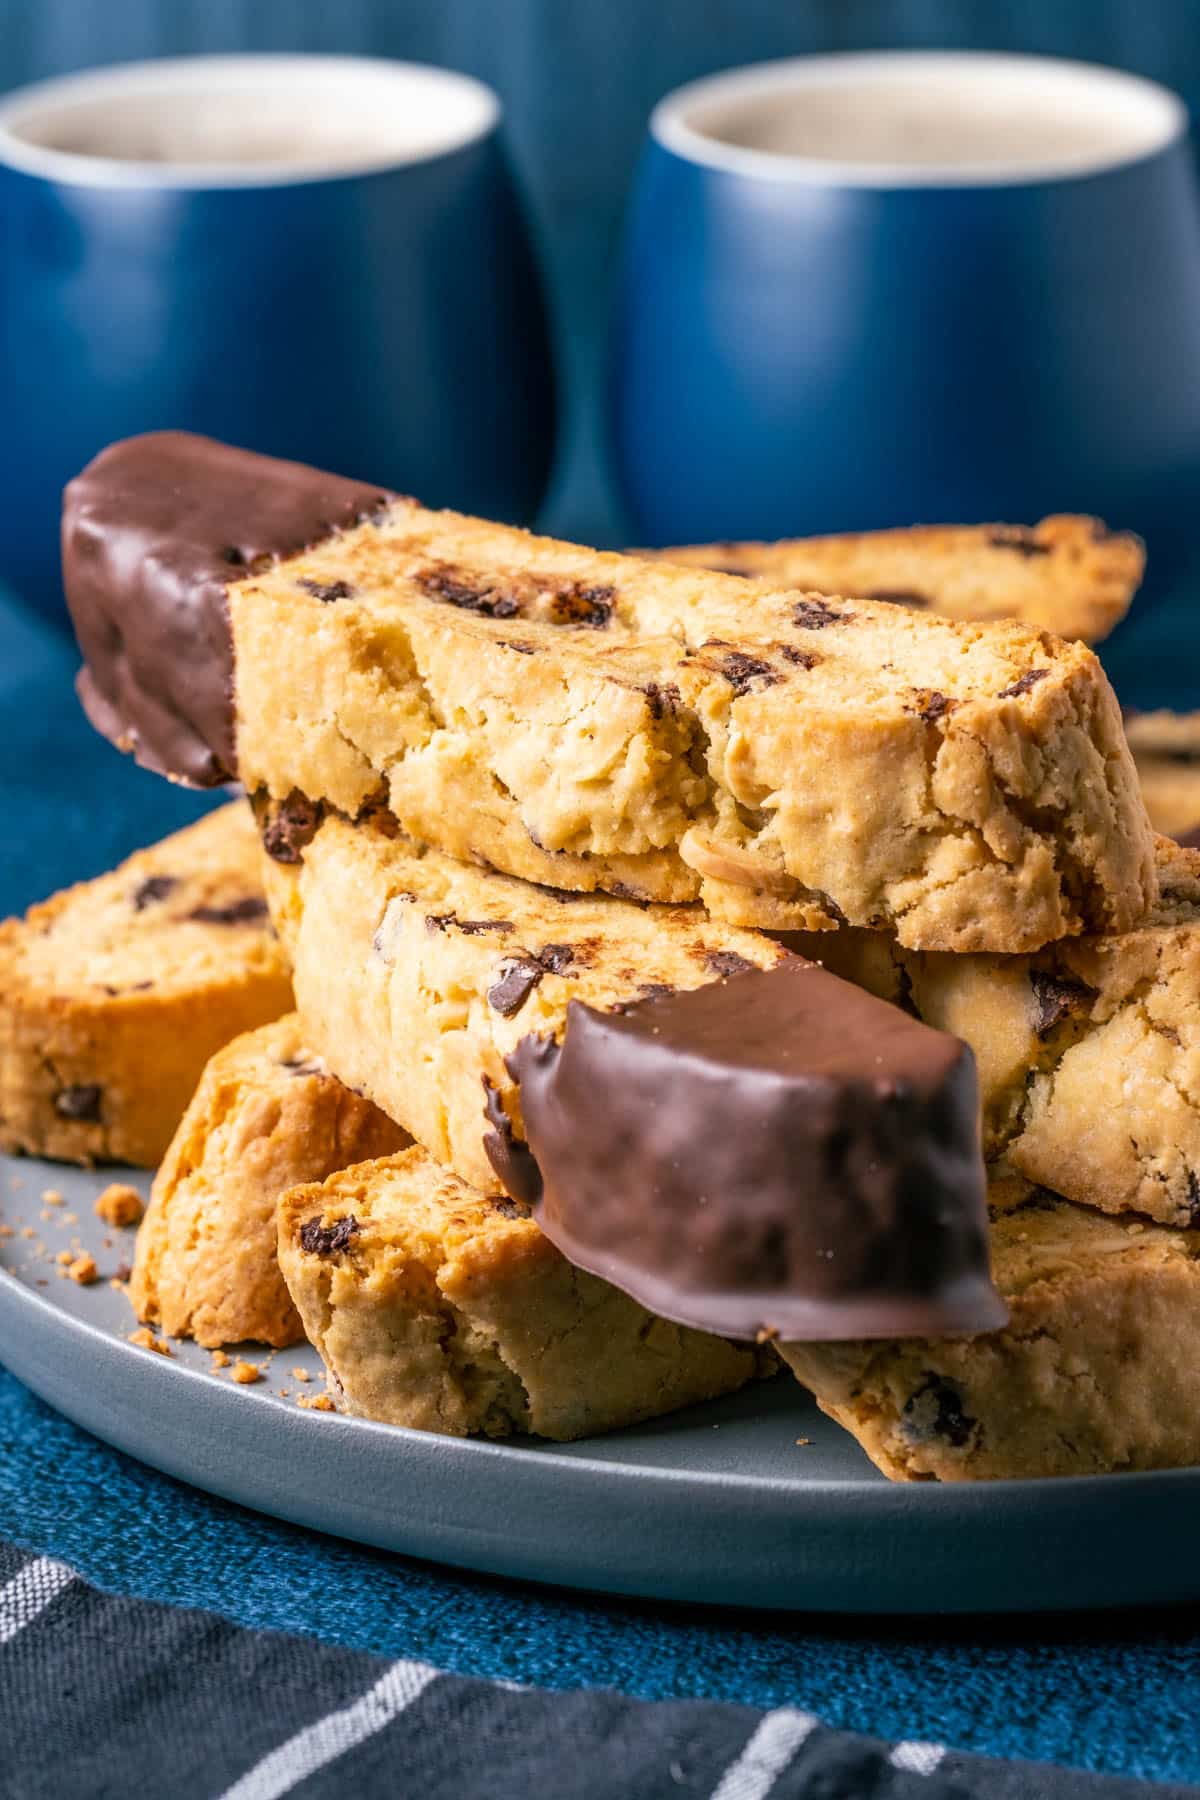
[654,51,1186,187]
[0,54,499,187]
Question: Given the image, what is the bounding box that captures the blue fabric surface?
[2,587,1200,1786]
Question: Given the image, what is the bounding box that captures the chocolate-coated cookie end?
[497,962,1004,1343]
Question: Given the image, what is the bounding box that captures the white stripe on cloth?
[890,1740,947,1775]
[709,1707,820,1800]
[219,1659,440,1800]
[0,1555,75,1645]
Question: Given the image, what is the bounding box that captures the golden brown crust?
[0,804,294,1166]
[277,1146,763,1439]
[782,1172,1200,1480]
[651,515,1143,644]
[260,814,788,1192]
[229,502,1155,952]
[130,1015,406,1347]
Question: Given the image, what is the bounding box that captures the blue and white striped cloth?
[0,1541,1190,1798]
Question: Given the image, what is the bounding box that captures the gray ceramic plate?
[2,1150,1197,1614]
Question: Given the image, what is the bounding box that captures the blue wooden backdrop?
[3,0,1199,540]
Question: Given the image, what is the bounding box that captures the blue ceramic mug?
[612,52,1200,580]
[0,55,556,626]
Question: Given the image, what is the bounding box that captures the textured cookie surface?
[233,500,1154,951]
[277,1147,764,1439]
[791,838,1200,1227]
[261,813,790,1195]
[1124,709,1200,840]
[65,436,1155,952]
[130,1015,407,1347]
[652,516,1143,644]
[782,1173,1200,1481]
[0,803,293,1166]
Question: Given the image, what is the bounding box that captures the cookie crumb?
[20,1226,35,1239]
[755,1325,780,1344]
[231,1360,261,1384]
[113,1260,132,1284]
[63,1212,79,1226]
[291,1366,312,1382]
[210,1349,230,1370]
[297,1392,335,1412]
[0,1224,13,1238]
[128,1328,172,1356]
[55,1249,73,1266]
[94,1183,145,1228]
[795,1436,813,1447]
[67,1253,98,1285]
[41,1188,64,1206]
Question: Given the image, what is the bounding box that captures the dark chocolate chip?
[902,1375,976,1447]
[536,943,575,975]
[132,874,178,911]
[1029,969,1098,1038]
[793,597,845,629]
[259,790,323,865]
[425,913,514,936]
[866,589,930,609]
[704,950,759,978]
[548,583,615,629]
[222,545,248,566]
[54,1084,103,1123]
[189,896,269,925]
[114,1261,132,1284]
[910,689,958,725]
[416,565,520,618]
[713,650,780,696]
[280,1056,325,1078]
[297,577,356,603]
[989,526,1050,557]
[487,956,547,1016]
[505,641,537,655]
[644,682,681,719]
[780,645,820,669]
[299,1214,360,1257]
[1185,1169,1200,1229]
[998,668,1050,700]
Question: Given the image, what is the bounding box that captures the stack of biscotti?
[64,430,1200,1480]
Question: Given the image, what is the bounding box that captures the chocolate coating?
[496,962,1003,1342]
[63,432,392,785]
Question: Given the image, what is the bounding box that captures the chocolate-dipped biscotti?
[782,1172,1200,1481]
[130,1015,407,1348]
[261,812,1003,1342]
[0,803,293,1166]
[65,433,1156,952]
[277,1148,767,1440]
[652,515,1144,645]
[790,837,1200,1229]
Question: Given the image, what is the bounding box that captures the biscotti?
[130,1015,406,1347]
[1124,709,1200,841]
[652,515,1143,644]
[276,1147,766,1439]
[782,1173,1200,1480]
[791,837,1200,1228]
[261,813,1001,1343]
[65,433,1157,952]
[0,803,293,1166]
